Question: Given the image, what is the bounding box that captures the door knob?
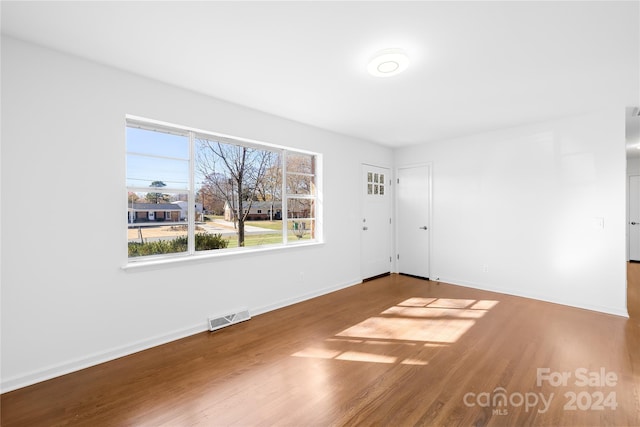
[632,222,638,225]
[363,226,368,231]
[419,226,428,230]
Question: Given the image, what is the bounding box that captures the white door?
[630,175,640,261]
[397,165,431,278]
[361,165,392,280]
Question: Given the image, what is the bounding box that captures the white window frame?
[124,115,323,268]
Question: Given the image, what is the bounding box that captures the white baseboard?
[251,277,362,317]
[435,276,629,318]
[1,323,207,394]
[1,278,363,394]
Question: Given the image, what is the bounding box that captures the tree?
[197,182,226,216]
[146,180,168,204]
[285,154,314,195]
[197,139,273,247]
[199,171,236,218]
[128,192,141,204]
[257,153,282,220]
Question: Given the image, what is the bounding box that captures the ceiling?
[2,1,639,149]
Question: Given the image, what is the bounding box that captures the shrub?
[128,233,228,257]
[195,233,228,251]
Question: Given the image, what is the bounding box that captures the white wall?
[396,110,627,317]
[0,37,393,391]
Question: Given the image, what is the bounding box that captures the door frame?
[394,162,433,277]
[628,174,640,261]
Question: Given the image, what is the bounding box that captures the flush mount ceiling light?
[367,48,410,78]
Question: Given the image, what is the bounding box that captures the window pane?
[195,137,283,249]
[286,153,314,174]
[127,154,189,189]
[287,198,315,219]
[195,138,279,196]
[126,127,189,159]
[127,191,188,258]
[286,174,314,195]
[287,219,315,241]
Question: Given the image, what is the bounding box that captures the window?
[286,153,317,241]
[126,117,321,263]
[367,171,385,196]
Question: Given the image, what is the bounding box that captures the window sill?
[122,240,324,271]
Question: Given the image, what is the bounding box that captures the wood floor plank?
[629,261,640,322]
[2,271,639,426]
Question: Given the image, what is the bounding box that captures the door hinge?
[389,218,392,224]
[397,178,400,184]
[397,254,400,260]
[389,256,392,262]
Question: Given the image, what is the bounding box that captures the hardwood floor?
[628,261,640,322]
[2,273,640,426]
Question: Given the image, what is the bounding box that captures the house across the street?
[171,201,204,221]
[224,201,283,221]
[128,203,182,223]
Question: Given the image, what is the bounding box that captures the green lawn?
[225,233,284,248]
[204,216,312,248]
[224,222,313,248]
[244,220,283,231]
[204,215,283,231]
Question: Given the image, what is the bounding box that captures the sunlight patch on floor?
[335,351,397,364]
[382,306,488,319]
[291,340,429,365]
[401,358,429,366]
[292,347,342,359]
[470,299,499,310]
[398,297,438,307]
[337,317,476,343]
[291,297,499,365]
[422,298,478,309]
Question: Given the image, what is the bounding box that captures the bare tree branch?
[196,137,276,247]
